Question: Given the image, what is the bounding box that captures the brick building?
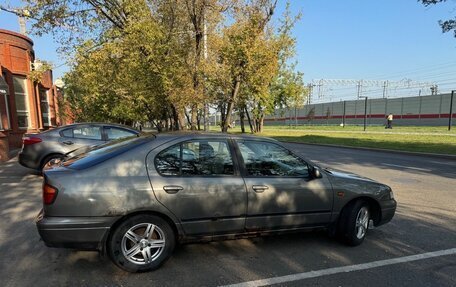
[0,29,64,161]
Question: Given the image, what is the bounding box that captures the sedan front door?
[235,140,334,231]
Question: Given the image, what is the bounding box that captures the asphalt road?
[0,144,455,287]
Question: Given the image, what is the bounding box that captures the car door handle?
[252,185,269,193]
[163,185,184,194]
[62,141,74,145]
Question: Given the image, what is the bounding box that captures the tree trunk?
[197,109,201,130]
[222,77,241,132]
[245,107,254,133]
[258,115,264,133]
[185,110,191,127]
[178,109,187,130]
[240,108,245,133]
[171,105,180,130]
[187,4,204,131]
[153,120,163,132]
[190,104,198,130]
[254,119,259,133]
[220,103,226,128]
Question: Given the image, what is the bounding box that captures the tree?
[22,0,305,132]
[25,0,212,129]
[271,66,307,128]
[419,0,456,37]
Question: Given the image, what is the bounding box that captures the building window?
[39,89,50,126]
[0,93,11,131]
[12,75,30,129]
[1,73,11,130]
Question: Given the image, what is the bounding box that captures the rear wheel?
[337,200,370,246]
[40,154,64,170]
[108,214,175,272]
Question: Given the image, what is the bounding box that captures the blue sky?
[1,0,455,101]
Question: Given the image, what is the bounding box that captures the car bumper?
[18,151,40,170]
[35,210,119,250]
[377,199,397,226]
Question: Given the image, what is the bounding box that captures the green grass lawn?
[220,125,456,155]
[261,125,456,134]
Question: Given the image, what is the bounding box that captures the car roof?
[55,123,139,132]
[153,131,279,142]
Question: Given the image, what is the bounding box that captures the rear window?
[105,127,137,140]
[62,134,154,170]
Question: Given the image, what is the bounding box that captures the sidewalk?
[8,148,20,160]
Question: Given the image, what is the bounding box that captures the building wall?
[265,93,455,127]
[0,29,62,161]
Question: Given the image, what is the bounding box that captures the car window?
[237,141,309,177]
[154,144,181,176]
[155,140,234,176]
[61,128,73,137]
[105,127,136,140]
[63,135,154,170]
[72,126,102,140]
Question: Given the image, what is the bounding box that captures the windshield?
[62,134,155,170]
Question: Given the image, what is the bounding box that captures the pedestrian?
[385,113,393,129]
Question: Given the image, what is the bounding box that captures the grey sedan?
[19,123,139,170]
[36,132,396,272]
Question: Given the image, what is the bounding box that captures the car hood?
[323,167,379,183]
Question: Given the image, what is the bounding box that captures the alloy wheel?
[121,223,166,265]
[355,206,369,239]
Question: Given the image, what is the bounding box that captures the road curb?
[282,141,456,161]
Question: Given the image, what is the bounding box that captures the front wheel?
[337,200,370,246]
[108,214,175,272]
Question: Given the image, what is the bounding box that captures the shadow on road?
[0,151,455,286]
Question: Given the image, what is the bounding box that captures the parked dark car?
[19,123,139,170]
[36,132,396,272]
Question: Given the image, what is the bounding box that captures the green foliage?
[25,0,305,130]
[28,60,53,83]
[419,0,456,37]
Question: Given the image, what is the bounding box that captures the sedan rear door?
[147,138,247,236]
[58,125,105,152]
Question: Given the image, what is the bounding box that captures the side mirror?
[313,167,322,179]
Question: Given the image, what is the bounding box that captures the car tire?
[337,200,370,246]
[108,214,175,272]
[41,154,64,170]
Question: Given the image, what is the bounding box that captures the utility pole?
[382,80,388,99]
[0,6,31,35]
[307,83,314,104]
[317,80,323,100]
[357,80,363,99]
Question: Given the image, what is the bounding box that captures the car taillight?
[43,183,58,205]
[23,137,42,145]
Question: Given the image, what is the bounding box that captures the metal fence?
[266,93,455,126]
